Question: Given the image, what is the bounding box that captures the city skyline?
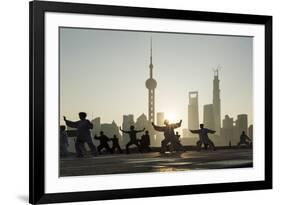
[60,27,253,130]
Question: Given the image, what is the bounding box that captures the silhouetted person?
[190,124,216,151]
[120,125,144,154]
[94,131,113,154]
[171,131,185,152]
[140,130,151,153]
[60,125,69,157]
[110,135,123,154]
[152,119,182,153]
[237,131,251,147]
[64,112,97,157]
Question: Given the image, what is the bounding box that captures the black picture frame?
[29,0,272,204]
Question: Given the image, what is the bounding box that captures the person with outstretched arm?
[64,112,97,157]
[190,123,216,151]
[120,125,144,154]
[237,131,252,147]
[94,131,113,154]
[152,119,182,153]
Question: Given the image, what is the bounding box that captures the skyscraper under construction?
[213,69,221,135]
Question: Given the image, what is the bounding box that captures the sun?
[165,113,177,123]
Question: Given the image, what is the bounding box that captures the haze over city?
[59,27,253,130]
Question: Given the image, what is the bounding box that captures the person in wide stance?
[237,131,252,147]
[190,124,216,151]
[152,119,182,153]
[64,112,97,157]
[120,125,145,154]
[94,131,113,154]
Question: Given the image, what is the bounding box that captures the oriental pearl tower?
[145,38,157,123]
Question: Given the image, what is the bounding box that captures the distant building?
[135,113,148,129]
[91,117,101,136]
[188,91,199,131]
[155,112,165,146]
[122,114,134,130]
[221,115,234,145]
[99,121,121,147]
[234,114,248,144]
[203,104,215,130]
[236,114,248,134]
[212,69,221,136]
[182,128,189,138]
[135,113,155,146]
[248,124,253,140]
[156,112,165,126]
[100,121,120,138]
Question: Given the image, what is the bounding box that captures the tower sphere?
[146,78,157,89]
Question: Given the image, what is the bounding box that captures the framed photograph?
[29,0,272,204]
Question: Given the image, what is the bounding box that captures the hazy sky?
[60,27,253,128]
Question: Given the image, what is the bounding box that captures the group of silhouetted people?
[119,126,151,154]
[60,112,252,158]
[94,132,123,154]
[60,112,152,157]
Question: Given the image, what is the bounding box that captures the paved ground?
[60,148,253,176]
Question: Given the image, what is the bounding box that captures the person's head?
[145,130,149,135]
[200,124,204,129]
[242,131,245,135]
[176,131,179,135]
[60,125,66,132]
[79,112,87,120]
[130,125,135,130]
[164,119,169,126]
[100,131,104,135]
[113,134,117,138]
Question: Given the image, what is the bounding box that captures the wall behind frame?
[0,0,279,204]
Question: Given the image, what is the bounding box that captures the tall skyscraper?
[248,124,253,140]
[235,114,248,135]
[213,69,221,135]
[203,104,215,130]
[145,38,157,123]
[182,128,189,138]
[156,112,165,146]
[122,114,134,130]
[188,91,199,130]
[232,114,248,144]
[221,115,234,145]
[122,114,134,144]
[156,112,165,126]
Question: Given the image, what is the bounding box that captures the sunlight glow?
[165,113,177,123]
